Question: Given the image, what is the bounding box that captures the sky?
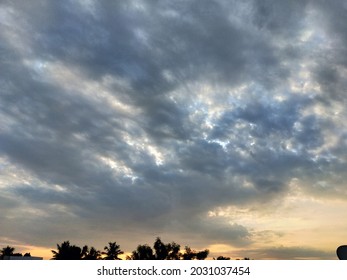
[1,0,347,260]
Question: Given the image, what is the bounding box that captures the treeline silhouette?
[51,238,210,260]
[0,246,32,259]
[1,237,249,260]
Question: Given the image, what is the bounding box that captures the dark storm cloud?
[251,0,309,37]
[1,0,347,256]
[312,0,347,66]
[204,94,329,197]
[299,0,347,105]
[210,95,312,140]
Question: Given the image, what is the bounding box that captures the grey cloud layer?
[1,0,346,258]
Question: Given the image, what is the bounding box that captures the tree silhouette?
[167,241,181,260]
[129,244,155,260]
[128,238,209,260]
[102,242,123,260]
[0,246,15,259]
[51,241,83,260]
[83,246,101,260]
[196,249,209,260]
[182,246,209,260]
[154,237,168,260]
[153,237,181,260]
[182,246,195,260]
[215,256,231,260]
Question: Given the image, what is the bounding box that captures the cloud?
[0,0,347,258]
[232,245,334,260]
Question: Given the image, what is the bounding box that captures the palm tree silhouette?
[83,246,102,260]
[51,241,83,260]
[102,242,123,260]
